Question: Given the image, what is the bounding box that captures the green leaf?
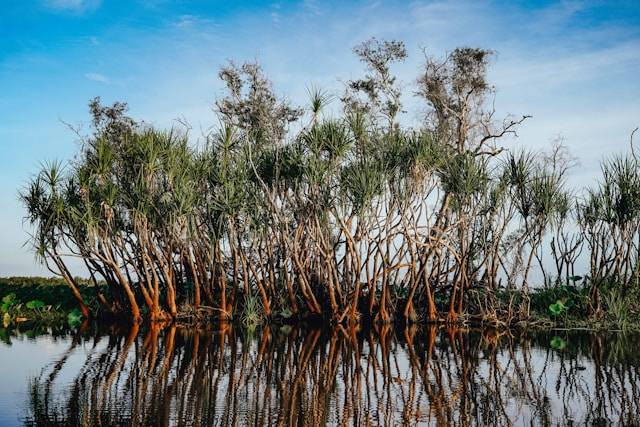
[550,336,567,350]
[549,300,567,316]
[2,293,16,305]
[26,300,45,310]
[67,308,83,327]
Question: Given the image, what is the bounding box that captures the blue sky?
[1,0,639,276]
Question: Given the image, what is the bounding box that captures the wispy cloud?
[84,72,109,83]
[524,0,587,34]
[270,3,282,24]
[44,0,101,13]
[172,14,220,31]
[303,0,322,16]
[175,14,198,28]
[493,40,640,90]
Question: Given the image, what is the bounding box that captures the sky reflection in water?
[0,323,638,426]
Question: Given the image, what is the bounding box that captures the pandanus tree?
[79,128,195,322]
[21,161,91,318]
[414,46,530,322]
[504,148,571,289]
[577,134,640,311]
[193,125,253,319]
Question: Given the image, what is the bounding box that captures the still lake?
[0,323,638,426]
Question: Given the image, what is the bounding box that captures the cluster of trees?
[21,39,640,323]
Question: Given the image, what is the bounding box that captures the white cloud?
[84,72,109,84]
[44,0,101,13]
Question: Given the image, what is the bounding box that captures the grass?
[602,288,635,330]
[239,293,264,330]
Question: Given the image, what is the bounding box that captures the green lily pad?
[550,336,567,350]
[26,300,45,310]
[549,300,567,316]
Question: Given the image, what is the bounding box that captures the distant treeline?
[21,38,640,324]
[0,276,94,287]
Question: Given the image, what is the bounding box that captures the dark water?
[0,323,639,426]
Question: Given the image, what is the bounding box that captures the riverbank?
[0,277,94,327]
[2,277,639,331]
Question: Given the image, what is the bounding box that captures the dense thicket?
[21,39,640,324]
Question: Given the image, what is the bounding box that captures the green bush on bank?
[528,281,640,330]
[0,278,97,324]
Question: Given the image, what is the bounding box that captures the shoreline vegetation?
[1,277,638,331]
[19,38,640,328]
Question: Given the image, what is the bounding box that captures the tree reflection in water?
[23,324,640,426]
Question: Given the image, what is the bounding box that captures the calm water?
[0,323,639,426]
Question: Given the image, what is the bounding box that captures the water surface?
[1,323,639,426]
